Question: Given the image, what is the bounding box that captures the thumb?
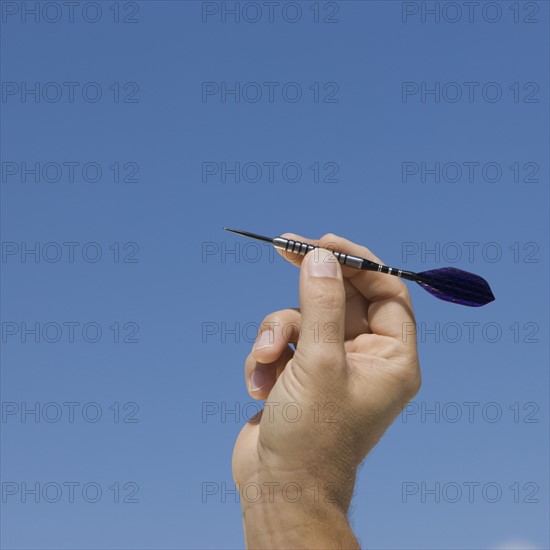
[294,248,346,373]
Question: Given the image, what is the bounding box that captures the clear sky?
[1,1,548,549]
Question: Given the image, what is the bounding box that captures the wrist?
[236,464,357,514]
[240,472,360,550]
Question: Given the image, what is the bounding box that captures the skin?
[232,233,421,549]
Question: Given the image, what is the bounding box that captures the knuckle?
[259,310,286,331]
[393,287,416,318]
[293,345,345,375]
[399,363,422,399]
[260,315,280,332]
[320,233,340,252]
[396,280,409,295]
[321,232,339,242]
[259,309,302,345]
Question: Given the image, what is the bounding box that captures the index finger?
[278,232,416,339]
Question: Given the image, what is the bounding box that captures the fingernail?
[254,329,274,350]
[249,369,267,392]
[307,249,338,278]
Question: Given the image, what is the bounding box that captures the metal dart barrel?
[273,236,417,281]
[274,236,363,269]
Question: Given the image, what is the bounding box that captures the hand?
[232,234,421,548]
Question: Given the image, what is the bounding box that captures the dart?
[224,228,495,307]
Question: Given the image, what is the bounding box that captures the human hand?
[232,233,421,548]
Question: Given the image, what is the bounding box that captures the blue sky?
[1,1,548,548]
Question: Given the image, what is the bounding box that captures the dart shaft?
[274,237,362,268]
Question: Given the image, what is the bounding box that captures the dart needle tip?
[222,228,274,244]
